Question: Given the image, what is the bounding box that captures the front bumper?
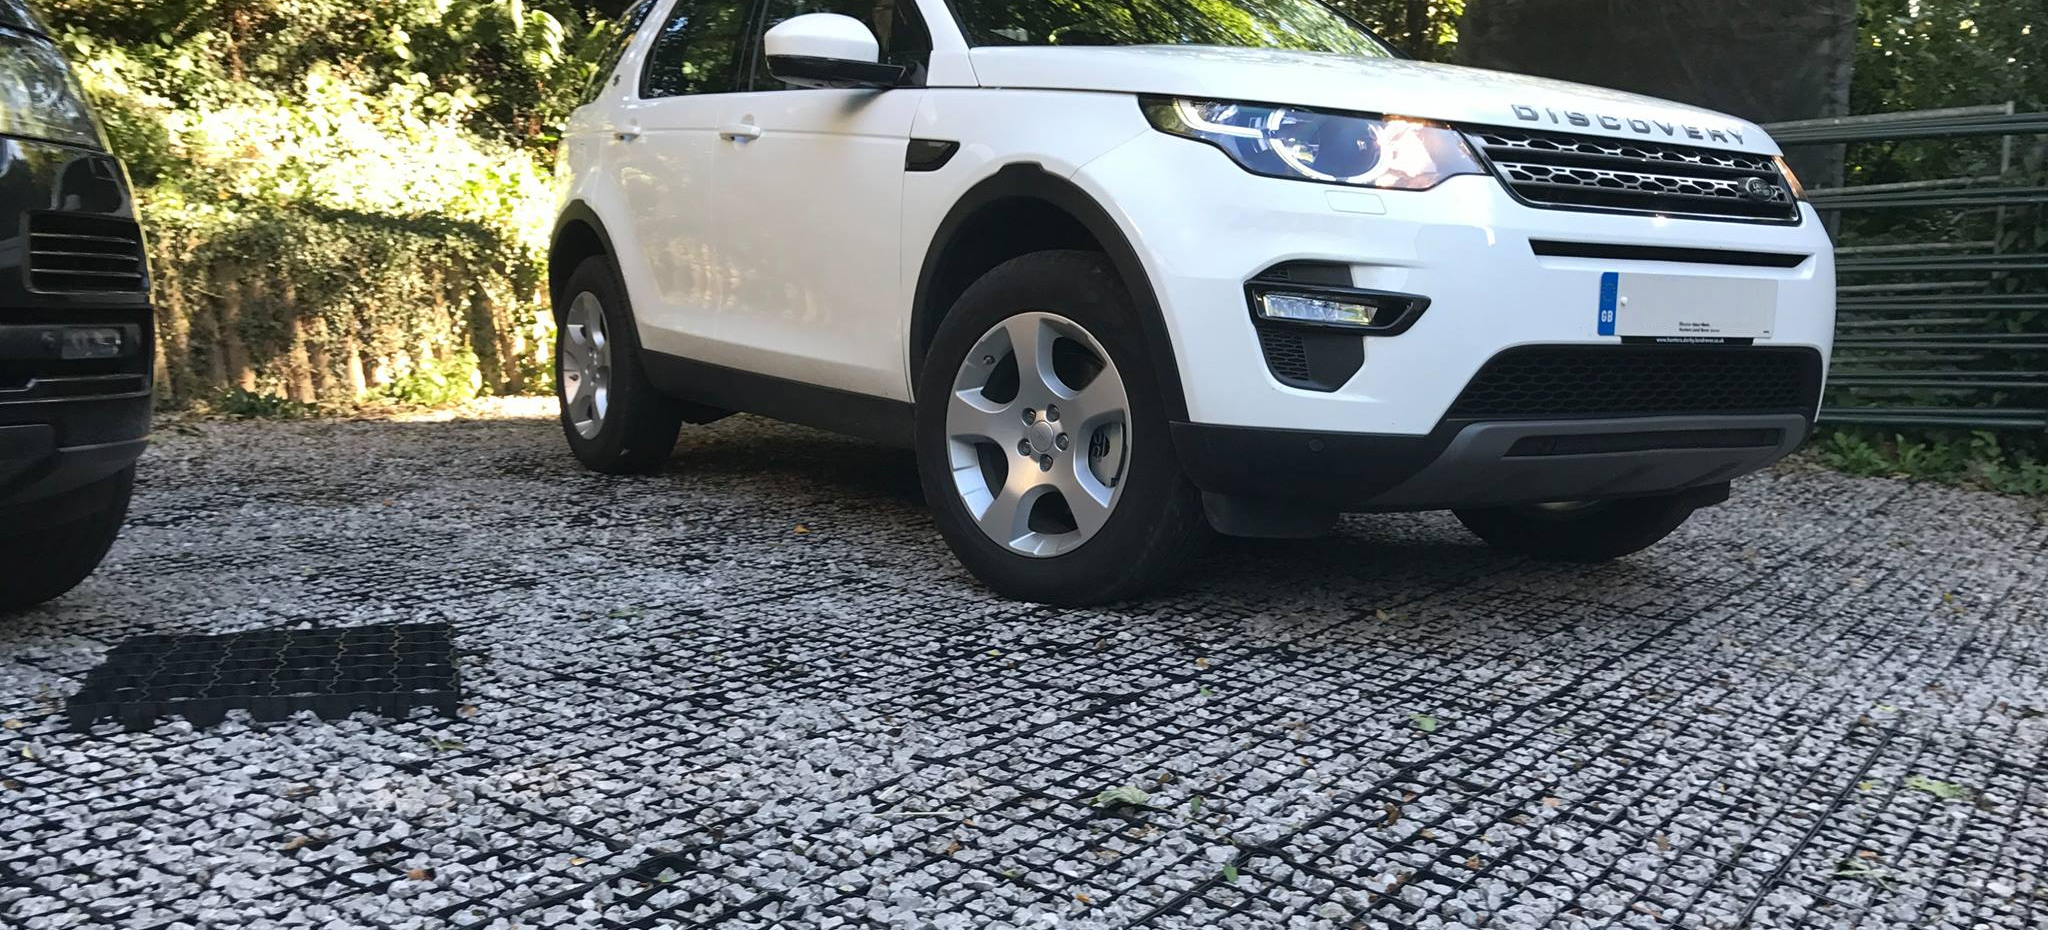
[0,134,153,518]
[1076,129,1836,510]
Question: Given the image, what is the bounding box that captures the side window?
[582,0,659,103]
[641,0,752,97]
[749,0,932,90]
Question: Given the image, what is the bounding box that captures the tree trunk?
[1458,0,1859,185]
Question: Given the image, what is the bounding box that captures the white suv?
[550,0,1836,604]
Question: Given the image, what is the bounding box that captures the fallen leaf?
[793,525,810,534]
[1542,797,1562,809]
[1857,849,1879,860]
[1075,893,1092,905]
[1633,902,1663,918]
[406,868,433,881]
[1222,864,1239,883]
[570,856,589,866]
[19,746,34,760]
[1410,713,1439,733]
[1188,796,1204,818]
[1654,834,1671,852]
[1375,609,1391,622]
[0,779,19,791]
[1905,775,1969,800]
[1090,785,1152,808]
[426,736,466,752]
[458,705,479,717]
[944,839,962,856]
[1465,856,1483,870]
[1,719,22,730]
[1195,657,1210,669]
[1383,802,1402,826]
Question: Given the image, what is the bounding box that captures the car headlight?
[0,33,105,149]
[1143,97,1480,191]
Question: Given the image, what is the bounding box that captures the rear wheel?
[556,255,683,474]
[915,251,1209,605]
[0,466,134,613]
[1454,493,1703,562]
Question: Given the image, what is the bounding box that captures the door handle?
[717,122,762,142]
[613,131,641,143]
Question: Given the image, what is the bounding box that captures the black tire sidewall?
[555,256,679,473]
[0,466,134,613]
[914,251,1205,604]
[1455,495,1698,562]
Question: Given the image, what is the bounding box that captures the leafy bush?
[379,351,485,407]
[1812,428,2048,496]
[39,0,618,408]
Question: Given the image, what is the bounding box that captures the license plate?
[1597,272,1777,340]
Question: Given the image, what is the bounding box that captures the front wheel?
[555,255,684,474]
[915,251,1209,605]
[1454,493,1704,562]
[0,466,135,613]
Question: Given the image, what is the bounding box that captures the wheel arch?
[549,202,619,314]
[910,164,1189,422]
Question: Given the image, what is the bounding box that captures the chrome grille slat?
[1468,127,1800,224]
[25,213,149,294]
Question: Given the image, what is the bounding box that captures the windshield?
[947,0,1393,56]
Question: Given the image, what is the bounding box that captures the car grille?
[25,212,149,294]
[1467,127,1801,224]
[1447,345,1824,420]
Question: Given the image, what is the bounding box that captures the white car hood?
[967,46,1780,155]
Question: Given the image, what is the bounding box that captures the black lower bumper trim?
[1173,413,1812,513]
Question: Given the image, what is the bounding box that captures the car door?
[609,0,752,360]
[698,0,931,400]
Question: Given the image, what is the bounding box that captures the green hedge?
[146,198,551,408]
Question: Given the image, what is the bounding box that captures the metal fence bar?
[1808,186,2048,210]
[1767,105,2038,144]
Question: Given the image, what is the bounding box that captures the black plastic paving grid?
[4,414,2047,930]
[65,623,461,732]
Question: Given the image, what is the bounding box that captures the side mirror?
[763,13,907,89]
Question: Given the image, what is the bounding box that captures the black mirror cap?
[766,55,907,89]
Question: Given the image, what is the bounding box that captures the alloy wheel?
[944,311,1131,558]
[560,291,612,439]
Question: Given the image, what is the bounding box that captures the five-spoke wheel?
[945,312,1130,557]
[915,250,1210,605]
[560,291,612,440]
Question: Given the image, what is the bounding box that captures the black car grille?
[1448,345,1824,420]
[25,212,149,294]
[1468,127,1801,224]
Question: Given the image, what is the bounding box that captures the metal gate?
[1767,106,2047,430]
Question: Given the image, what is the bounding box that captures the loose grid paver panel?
[2,403,2045,930]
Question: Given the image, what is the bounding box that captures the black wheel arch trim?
[549,201,622,309]
[910,163,1190,423]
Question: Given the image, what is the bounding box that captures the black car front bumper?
[1,133,153,523]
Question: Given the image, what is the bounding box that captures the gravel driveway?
[3,400,2045,930]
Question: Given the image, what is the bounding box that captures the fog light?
[1245,283,1431,335]
[1256,292,1379,327]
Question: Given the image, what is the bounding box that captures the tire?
[1454,493,1702,562]
[556,255,683,474]
[0,466,134,613]
[915,250,1210,605]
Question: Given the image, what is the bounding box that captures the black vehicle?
[0,0,151,611]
